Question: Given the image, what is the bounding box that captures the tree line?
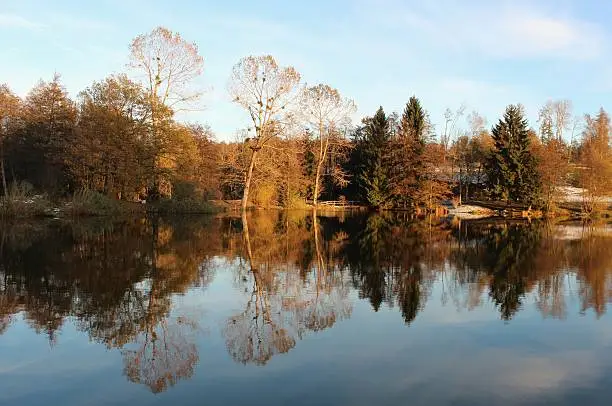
[1,26,611,213]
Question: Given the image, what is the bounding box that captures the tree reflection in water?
[223,211,352,365]
[1,214,612,391]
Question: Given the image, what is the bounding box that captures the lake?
[1,212,612,406]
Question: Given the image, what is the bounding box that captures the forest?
[1,26,611,217]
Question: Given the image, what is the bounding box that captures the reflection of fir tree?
[487,224,541,320]
[451,221,542,320]
[354,214,392,310]
[341,213,437,323]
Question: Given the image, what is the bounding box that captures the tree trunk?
[314,159,323,207]
[0,131,7,198]
[458,167,462,206]
[313,208,325,295]
[242,210,254,271]
[0,147,7,198]
[242,148,258,212]
[313,126,328,207]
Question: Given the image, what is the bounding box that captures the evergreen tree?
[356,107,392,208]
[390,96,427,206]
[487,104,541,204]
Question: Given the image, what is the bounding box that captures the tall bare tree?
[553,99,572,140]
[538,99,573,141]
[467,110,486,137]
[299,84,355,206]
[129,26,204,110]
[228,55,301,211]
[441,104,466,154]
[129,27,204,198]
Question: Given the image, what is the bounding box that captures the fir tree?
[487,104,541,204]
[356,107,392,208]
[390,96,427,206]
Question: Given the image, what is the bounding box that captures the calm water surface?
[2,212,612,406]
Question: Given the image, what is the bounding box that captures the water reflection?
[1,213,612,397]
[0,218,212,393]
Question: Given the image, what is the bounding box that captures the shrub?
[68,189,141,216]
[252,184,277,208]
[172,180,199,201]
[0,181,51,218]
[150,198,218,214]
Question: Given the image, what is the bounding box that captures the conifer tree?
[356,107,392,208]
[390,96,427,206]
[487,104,541,204]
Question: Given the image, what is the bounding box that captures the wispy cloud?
[363,0,605,61]
[471,9,603,60]
[0,13,42,30]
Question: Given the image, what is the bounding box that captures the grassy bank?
[0,182,51,219]
[64,190,144,216]
[1,186,222,219]
[147,197,219,214]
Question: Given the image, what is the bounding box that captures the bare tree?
[467,110,486,137]
[553,99,572,140]
[228,55,301,211]
[568,115,583,162]
[129,27,204,198]
[538,99,573,141]
[299,84,356,206]
[441,104,466,153]
[538,101,554,141]
[129,26,204,110]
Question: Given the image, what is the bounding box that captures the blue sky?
[1,0,611,140]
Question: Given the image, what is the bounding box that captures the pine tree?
[390,96,427,206]
[356,107,392,208]
[487,104,541,204]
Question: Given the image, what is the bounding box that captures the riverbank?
[1,190,220,219]
[2,193,611,220]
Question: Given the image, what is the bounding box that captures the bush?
[172,180,199,201]
[284,192,310,209]
[252,184,277,208]
[0,181,51,218]
[68,189,142,216]
[150,197,218,214]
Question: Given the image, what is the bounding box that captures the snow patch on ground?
[558,186,612,203]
